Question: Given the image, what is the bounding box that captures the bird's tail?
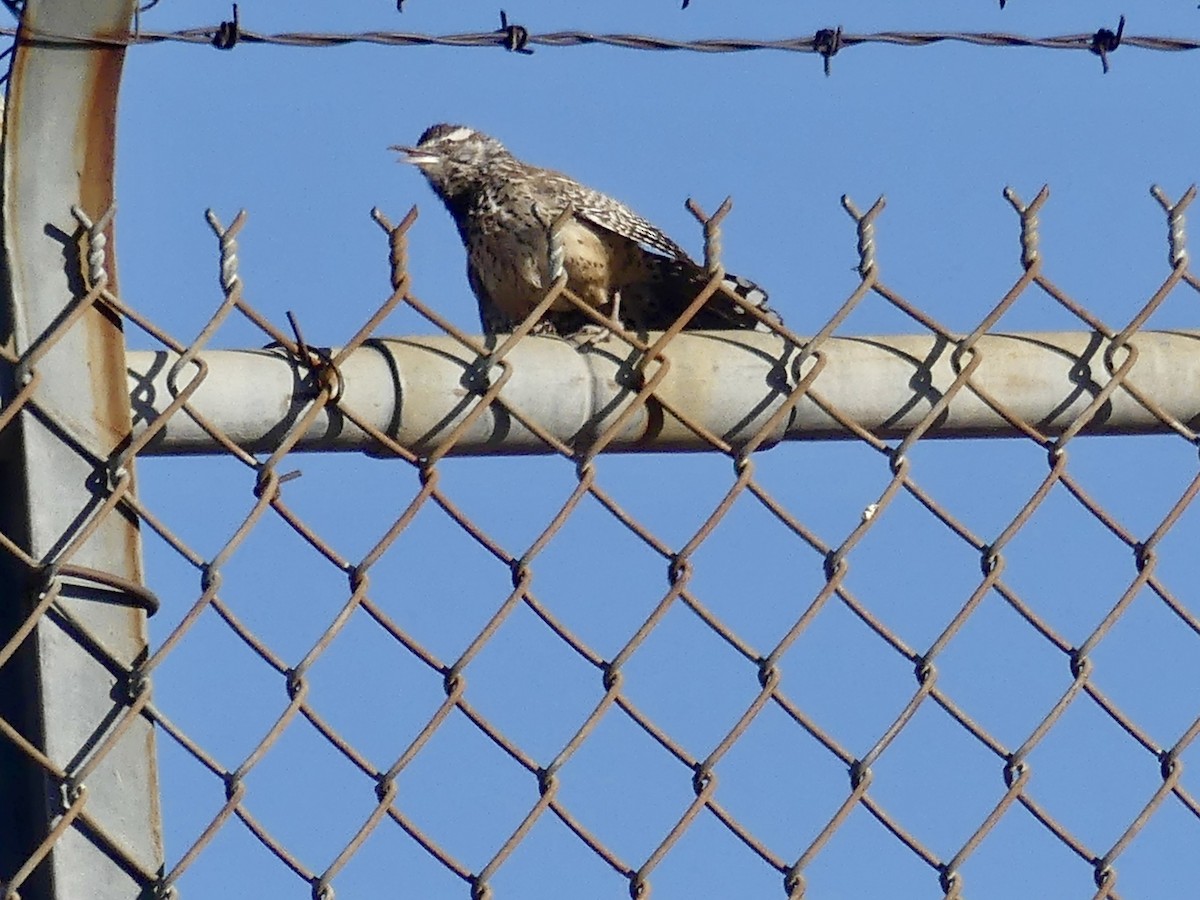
[624,258,783,332]
[717,272,783,331]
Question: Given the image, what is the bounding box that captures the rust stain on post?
[78,41,121,239]
[77,23,141,579]
[79,29,131,451]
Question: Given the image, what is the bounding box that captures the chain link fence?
[2,167,1199,898]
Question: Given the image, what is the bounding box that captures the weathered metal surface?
[124,329,1200,457]
[0,2,163,898]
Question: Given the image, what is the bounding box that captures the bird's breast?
[467,213,652,323]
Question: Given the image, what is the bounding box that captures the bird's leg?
[573,290,622,346]
[609,289,623,330]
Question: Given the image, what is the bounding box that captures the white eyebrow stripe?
[443,127,474,142]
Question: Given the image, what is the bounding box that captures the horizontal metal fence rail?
[125,328,1200,457]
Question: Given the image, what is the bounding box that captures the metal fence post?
[0,2,164,898]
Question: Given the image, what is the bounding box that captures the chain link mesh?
[2,182,1199,899]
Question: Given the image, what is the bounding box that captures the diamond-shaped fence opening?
[3,5,1200,900]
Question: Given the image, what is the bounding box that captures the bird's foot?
[569,322,616,347]
[571,291,625,347]
[529,319,562,337]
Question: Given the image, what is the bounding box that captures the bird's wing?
[535,169,693,263]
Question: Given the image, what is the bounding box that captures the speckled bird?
[392,124,781,336]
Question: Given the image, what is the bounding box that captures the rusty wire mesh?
[2,181,1200,900]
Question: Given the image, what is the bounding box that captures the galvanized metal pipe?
[0,2,163,898]
[126,329,1200,456]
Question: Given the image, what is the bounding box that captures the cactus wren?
[392,124,781,335]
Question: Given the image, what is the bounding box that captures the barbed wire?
[1,13,1195,74]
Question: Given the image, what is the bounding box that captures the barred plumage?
[393,124,781,336]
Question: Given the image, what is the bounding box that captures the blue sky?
[109,2,1200,898]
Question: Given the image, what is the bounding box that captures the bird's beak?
[390,144,438,166]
